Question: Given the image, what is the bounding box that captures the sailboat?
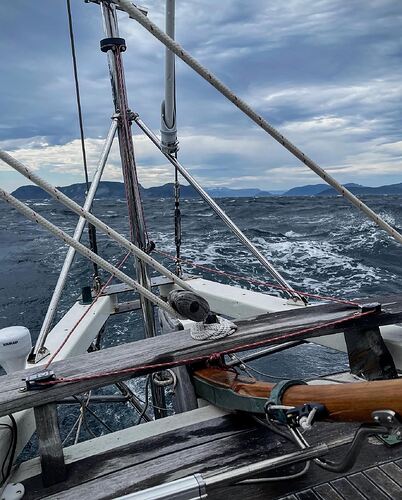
[0,1,402,499]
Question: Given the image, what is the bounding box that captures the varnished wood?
[34,403,67,486]
[1,296,402,417]
[193,367,402,422]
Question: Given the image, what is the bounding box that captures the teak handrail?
[193,367,402,422]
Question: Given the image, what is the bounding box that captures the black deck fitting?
[100,37,127,53]
[25,370,56,391]
[359,302,382,313]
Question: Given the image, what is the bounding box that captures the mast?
[100,2,166,418]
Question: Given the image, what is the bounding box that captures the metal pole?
[160,0,177,152]
[100,2,166,417]
[114,0,402,249]
[33,118,118,360]
[0,188,177,317]
[0,150,193,294]
[133,115,301,302]
[226,341,303,367]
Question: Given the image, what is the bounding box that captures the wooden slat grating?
[313,483,344,500]
[280,458,402,500]
[296,491,321,500]
[330,478,366,500]
[363,466,402,499]
[380,462,402,485]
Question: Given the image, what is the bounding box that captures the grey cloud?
[0,0,401,191]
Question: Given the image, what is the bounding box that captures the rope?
[154,249,359,306]
[66,0,99,279]
[44,252,131,369]
[36,309,375,387]
[190,316,237,340]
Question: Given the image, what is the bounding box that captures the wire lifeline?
[36,309,376,387]
[154,249,359,306]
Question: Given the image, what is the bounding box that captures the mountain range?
[11,180,402,200]
[10,182,272,200]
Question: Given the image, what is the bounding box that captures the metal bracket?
[372,410,402,446]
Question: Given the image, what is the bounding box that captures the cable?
[0,415,17,484]
[136,375,151,424]
[242,415,311,483]
[44,251,131,369]
[66,0,99,278]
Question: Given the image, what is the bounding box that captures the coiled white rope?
[190,317,237,341]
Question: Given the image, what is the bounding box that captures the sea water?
[1,195,401,449]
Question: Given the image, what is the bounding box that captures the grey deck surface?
[279,459,402,500]
[21,414,402,500]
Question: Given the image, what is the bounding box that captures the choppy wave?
[1,195,402,448]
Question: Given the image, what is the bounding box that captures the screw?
[387,415,393,422]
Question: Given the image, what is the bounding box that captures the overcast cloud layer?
[0,0,401,192]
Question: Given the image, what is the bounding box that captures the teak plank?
[34,404,66,486]
[313,483,344,500]
[296,490,321,500]
[331,478,366,500]
[363,467,402,499]
[380,462,402,485]
[348,472,390,500]
[1,296,402,416]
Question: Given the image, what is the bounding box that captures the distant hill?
[12,181,127,200]
[145,183,198,198]
[207,187,272,198]
[11,180,402,200]
[11,182,271,200]
[282,184,330,196]
[317,183,402,196]
[283,183,361,196]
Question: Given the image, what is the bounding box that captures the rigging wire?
[66,0,99,280]
[173,151,182,276]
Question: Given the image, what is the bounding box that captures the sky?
[0,0,401,192]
